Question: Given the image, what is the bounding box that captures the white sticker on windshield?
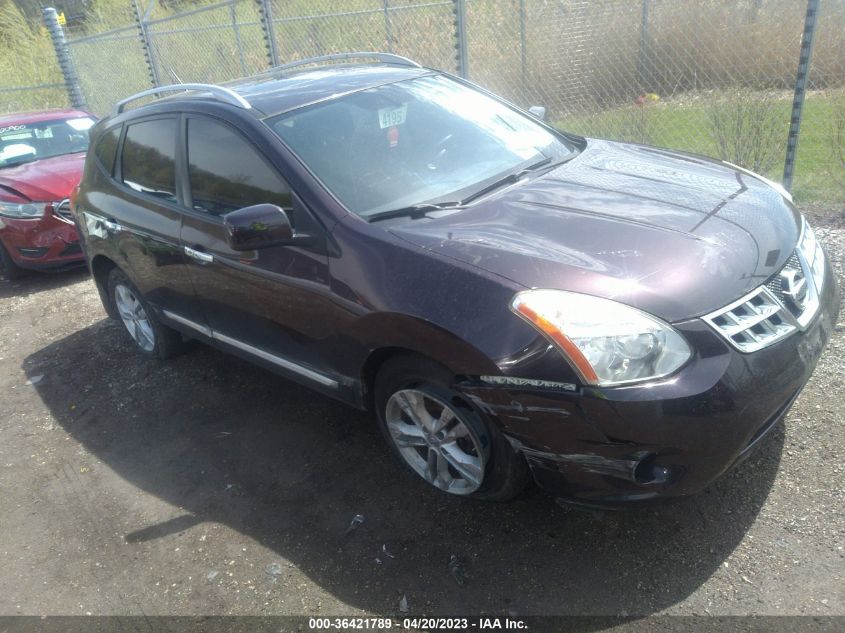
[378,104,407,129]
[66,117,95,131]
[0,144,36,161]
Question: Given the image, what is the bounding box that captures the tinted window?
[187,117,291,216]
[94,125,120,175]
[121,118,178,203]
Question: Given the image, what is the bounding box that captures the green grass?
[556,94,844,206]
[0,1,67,112]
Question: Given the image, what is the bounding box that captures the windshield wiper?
[366,156,563,222]
[367,201,463,223]
[0,157,38,169]
[461,157,552,205]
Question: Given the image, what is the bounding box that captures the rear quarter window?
[121,118,178,204]
[93,125,121,176]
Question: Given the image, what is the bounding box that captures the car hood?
[390,139,801,323]
[0,152,85,201]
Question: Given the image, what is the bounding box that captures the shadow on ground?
[0,267,88,300]
[24,319,783,616]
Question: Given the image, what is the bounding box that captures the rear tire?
[107,268,181,360]
[0,241,25,282]
[374,354,530,501]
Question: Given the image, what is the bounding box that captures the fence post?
[636,0,650,91]
[132,0,160,87]
[230,0,248,76]
[257,0,279,68]
[783,0,820,191]
[453,0,469,78]
[383,0,394,53]
[43,7,87,109]
[518,0,527,101]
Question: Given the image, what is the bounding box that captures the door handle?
[102,218,122,233]
[184,245,214,264]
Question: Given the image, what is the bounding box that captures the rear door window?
[186,116,291,216]
[121,118,178,204]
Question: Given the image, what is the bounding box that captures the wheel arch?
[355,314,501,412]
[91,254,119,318]
[361,346,417,412]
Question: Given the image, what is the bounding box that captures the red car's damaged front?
[0,109,94,279]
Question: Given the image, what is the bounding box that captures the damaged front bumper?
[0,208,84,271]
[460,265,840,508]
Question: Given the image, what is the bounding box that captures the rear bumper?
[0,211,84,271]
[460,262,839,508]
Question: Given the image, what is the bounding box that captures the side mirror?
[223,204,294,251]
[528,106,547,121]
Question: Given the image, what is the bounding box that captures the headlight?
[722,161,792,202]
[799,218,824,291]
[0,201,46,218]
[511,290,692,386]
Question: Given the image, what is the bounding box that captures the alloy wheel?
[385,388,486,495]
[114,284,156,352]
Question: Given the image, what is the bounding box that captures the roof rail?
[259,52,421,77]
[112,83,251,116]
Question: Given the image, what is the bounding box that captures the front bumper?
[0,209,84,271]
[460,261,840,507]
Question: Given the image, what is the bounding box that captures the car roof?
[0,109,93,127]
[150,64,435,118]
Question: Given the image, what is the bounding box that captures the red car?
[0,109,94,280]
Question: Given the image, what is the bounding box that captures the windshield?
[267,75,576,217]
[0,116,94,169]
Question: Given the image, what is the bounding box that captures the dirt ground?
[0,211,843,620]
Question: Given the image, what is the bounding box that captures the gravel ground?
[0,210,843,620]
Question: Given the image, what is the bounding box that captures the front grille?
[764,252,804,319]
[703,218,825,353]
[53,199,73,224]
[703,285,797,353]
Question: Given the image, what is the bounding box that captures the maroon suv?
[0,109,94,279]
[72,54,839,507]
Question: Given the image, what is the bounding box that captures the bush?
[706,88,784,173]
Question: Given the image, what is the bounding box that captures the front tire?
[107,268,181,359]
[374,354,530,501]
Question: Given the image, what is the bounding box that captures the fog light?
[633,454,671,484]
[17,246,48,258]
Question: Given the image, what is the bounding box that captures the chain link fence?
[0,83,68,113]
[465,0,822,191]
[64,24,150,116]
[468,0,845,203]
[146,1,268,86]
[2,0,844,204]
[268,0,457,70]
